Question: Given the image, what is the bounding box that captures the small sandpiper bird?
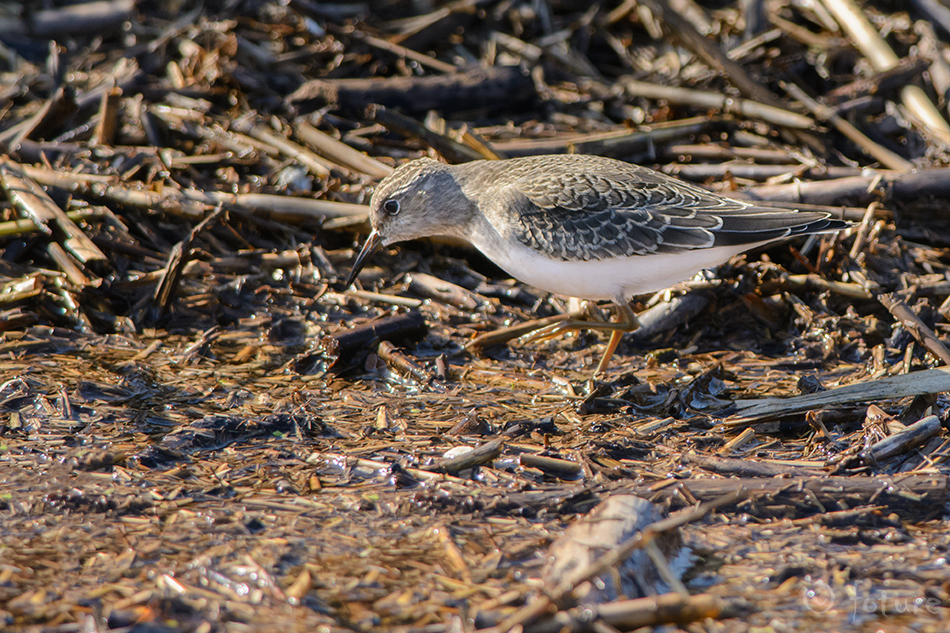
[346,154,848,377]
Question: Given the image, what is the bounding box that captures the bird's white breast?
[476,234,758,302]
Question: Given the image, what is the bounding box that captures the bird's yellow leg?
[594,303,638,376]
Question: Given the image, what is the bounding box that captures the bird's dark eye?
[383,199,400,216]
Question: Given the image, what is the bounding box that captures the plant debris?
[2,0,950,631]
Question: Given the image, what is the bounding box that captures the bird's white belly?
[484,240,759,302]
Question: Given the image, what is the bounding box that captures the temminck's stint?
[347,154,849,377]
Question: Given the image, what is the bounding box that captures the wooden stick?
[0,209,101,238]
[152,207,225,317]
[820,0,950,145]
[620,77,813,129]
[756,274,875,300]
[863,415,944,463]
[406,271,485,310]
[0,157,107,279]
[427,438,505,474]
[742,168,950,205]
[294,120,393,179]
[20,164,368,222]
[782,81,914,172]
[664,163,868,181]
[338,27,458,74]
[466,312,582,350]
[288,65,535,116]
[633,474,947,520]
[525,593,733,633]
[93,86,122,146]
[643,0,776,106]
[234,119,333,178]
[910,0,950,38]
[879,292,950,366]
[319,311,428,371]
[729,366,950,423]
[630,291,713,340]
[491,118,709,157]
[642,0,821,151]
[372,105,484,164]
[0,0,135,38]
[823,56,930,106]
[520,453,583,478]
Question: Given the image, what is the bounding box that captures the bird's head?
[346,158,473,286]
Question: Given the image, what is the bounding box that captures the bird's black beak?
[345,229,383,288]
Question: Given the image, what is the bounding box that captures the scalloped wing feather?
[499,158,841,262]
